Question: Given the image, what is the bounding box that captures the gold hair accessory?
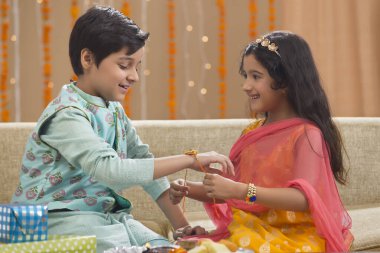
[255,37,280,57]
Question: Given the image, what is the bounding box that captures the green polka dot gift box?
[0,235,96,253]
[0,204,48,243]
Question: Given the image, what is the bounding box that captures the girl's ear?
[80,48,94,71]
[280,86,288,95]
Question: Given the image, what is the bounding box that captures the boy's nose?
[127,69,139,83]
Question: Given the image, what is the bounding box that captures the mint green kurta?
[12,83,170,252]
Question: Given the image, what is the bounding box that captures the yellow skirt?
[225,208,325,252]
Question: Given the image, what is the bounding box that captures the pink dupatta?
[201,118,353,252]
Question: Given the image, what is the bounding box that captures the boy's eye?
[119,64,128,70]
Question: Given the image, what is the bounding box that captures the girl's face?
[241,54,296,123]
[79,47,144,103]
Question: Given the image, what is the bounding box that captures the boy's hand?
[173,225,207,240]
[194,151,235,176]
[169,179,188,205]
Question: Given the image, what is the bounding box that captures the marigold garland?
[216,0,226,118]
[70,0,79,27]
[167,0,176,119]
[0,0,10,121]
[268,0,276,31]
[41,0,52,107]
[70,0,79,82]
[248,0,257,40]
[120,1,133,117]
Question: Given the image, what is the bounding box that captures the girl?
[170,31,353,252]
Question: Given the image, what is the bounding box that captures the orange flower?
[216,0,226,118]
[121,1,130,16]
[249,0,257,39]
[44,54,51,62]
[2,110,10,122]
[43,63,51,76]
[268,0,276,31]
[71,6,80,18]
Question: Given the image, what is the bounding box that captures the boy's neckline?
[69,82,109,108]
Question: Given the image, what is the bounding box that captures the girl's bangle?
[245,183,257,204]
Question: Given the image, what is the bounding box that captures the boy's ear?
[80,48,94,70]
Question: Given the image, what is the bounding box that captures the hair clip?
[255,37,280,57]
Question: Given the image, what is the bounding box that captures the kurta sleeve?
[40,107,155,192]
[122,115,170,200]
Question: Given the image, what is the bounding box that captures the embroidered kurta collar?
[69,82,109,108]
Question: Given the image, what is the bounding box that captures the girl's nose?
[242,80,252,91]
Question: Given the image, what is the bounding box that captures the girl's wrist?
[236,182,249,200]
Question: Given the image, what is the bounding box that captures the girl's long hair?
[240,31,347,184]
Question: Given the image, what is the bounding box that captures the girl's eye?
[253,74,260,80]
[119,65,128,70]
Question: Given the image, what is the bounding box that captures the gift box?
[0,234,96,253]
[0,204,48,243]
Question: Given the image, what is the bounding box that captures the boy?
[12,6,233,252]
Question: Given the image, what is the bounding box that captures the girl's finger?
[171,183,189,192]
[226,158,235,176]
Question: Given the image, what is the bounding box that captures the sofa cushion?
[349,205,380,251]
[138,219,172,239]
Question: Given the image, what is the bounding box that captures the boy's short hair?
[69,6,149,76]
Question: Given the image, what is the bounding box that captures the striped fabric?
[0,204,48,243]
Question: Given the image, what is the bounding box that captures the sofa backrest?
[1,118,379,213]
[334,118,380,208]
[0,123,35,204]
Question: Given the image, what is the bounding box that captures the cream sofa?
[1,118,380,251]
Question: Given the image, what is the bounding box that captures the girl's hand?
[169,179,188,205]
[173,225,207,240]
[193,151,235,176]
[202,173,241,200]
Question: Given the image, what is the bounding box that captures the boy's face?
[84,47,144,103]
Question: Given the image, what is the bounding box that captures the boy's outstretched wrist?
[184,149,199,169]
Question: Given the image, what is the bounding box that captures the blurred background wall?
[0,0,379,122]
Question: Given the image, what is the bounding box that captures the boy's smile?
[76,47,144,104]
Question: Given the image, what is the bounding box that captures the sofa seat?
[348,205,380,251]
